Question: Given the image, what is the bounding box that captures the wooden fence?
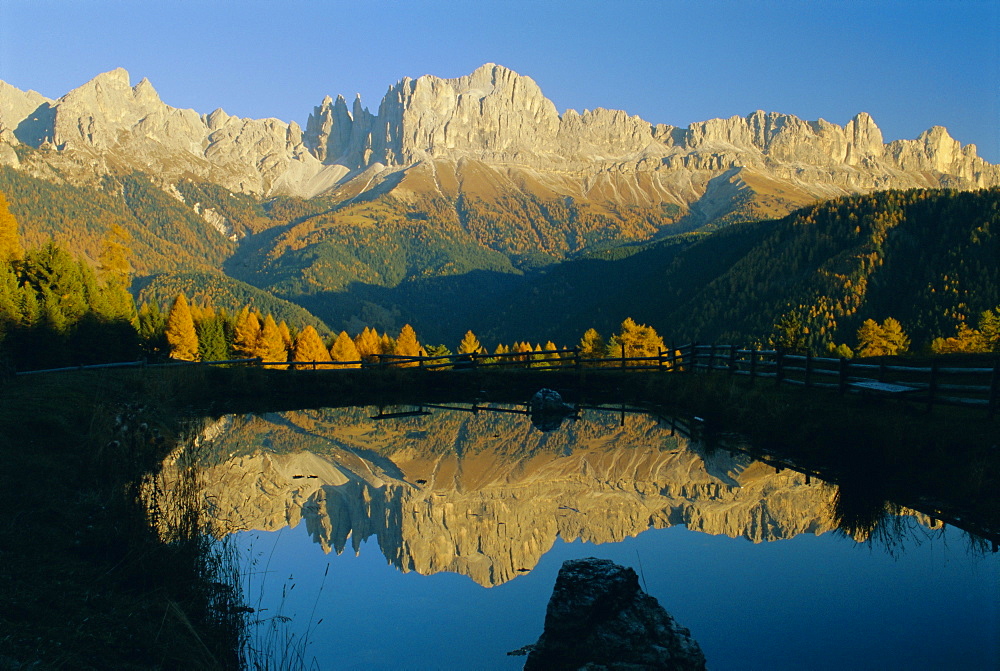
[14,343,999,415]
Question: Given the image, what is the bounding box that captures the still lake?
[168,403,999,670]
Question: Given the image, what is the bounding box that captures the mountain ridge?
[1,66,997,343]
[2,65,995,205]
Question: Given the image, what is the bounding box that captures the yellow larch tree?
[0,191,24,263]
[233,306,261,358]
[277,320,294,352]
[330,331,362,368]
[610,317,664,364]
[378,332,395,359]
[259,315,288,368]
[394,324,422,367]
[165,293,199,361]
[578,328,608,361]
[458,330,484,355]
[292,325,333,367]
[856,317,910,357]
[354,326,381,361]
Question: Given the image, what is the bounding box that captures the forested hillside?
[478,188,1000,352]
[134,272,328,332]
[0,168,236,273]
[3,156,998,355]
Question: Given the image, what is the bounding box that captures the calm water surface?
[175,404,999,670]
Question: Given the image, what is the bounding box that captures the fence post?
[804,350,813,388]
[728,345,737,375]
[691,342,698,373]
[658,348,664,372]
[925,360,938,414]
[621,341,626,370]
[775,350,784,386]
[574,346,581,371]
[838,357,848,395]
[749,349,757,384]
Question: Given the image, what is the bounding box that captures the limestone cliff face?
[1,69,340,197]
[155,408,846,587]
[1,64,995,216]
[300,64,997,197]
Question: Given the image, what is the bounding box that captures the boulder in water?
[522,557,707,670]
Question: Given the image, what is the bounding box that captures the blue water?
[235,521,999,670]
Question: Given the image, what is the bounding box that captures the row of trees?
[154,294,434,368]
[152,308,674,371]
[928,308,1000,354]
[772,308,1000,359]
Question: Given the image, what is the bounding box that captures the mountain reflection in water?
[160,404,936,587]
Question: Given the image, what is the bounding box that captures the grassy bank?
[0,370,243,670]
[1,365,996,668]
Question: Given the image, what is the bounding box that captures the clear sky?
[1,0,997,162]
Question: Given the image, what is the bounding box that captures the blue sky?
[1,0,997,161]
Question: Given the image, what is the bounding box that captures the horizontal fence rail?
[12,343,999,416]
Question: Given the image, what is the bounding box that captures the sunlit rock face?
[154,407,845,587]
[1,64,996,214]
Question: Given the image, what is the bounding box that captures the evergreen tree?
[0,262,20,330]
[329,331,361,368]
[218,308,237,353]
[17,284,39,329]
[23,242,89,332]
[0,191,24,263]
[196,316,229,361]
[830,343,854,359]
[425,343,451,359]
[770,312,808,353]
[138,301,168,357]
[39,285,68,335]
[165,293,199,361]
[292,325,332,367]
[978,308,1000,352]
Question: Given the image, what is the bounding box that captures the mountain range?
[155,406,868,587]
[1,65,997,346]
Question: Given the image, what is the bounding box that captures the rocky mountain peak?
[0,63,997,210]
[51,67,169,150]
[0,80,52,138]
